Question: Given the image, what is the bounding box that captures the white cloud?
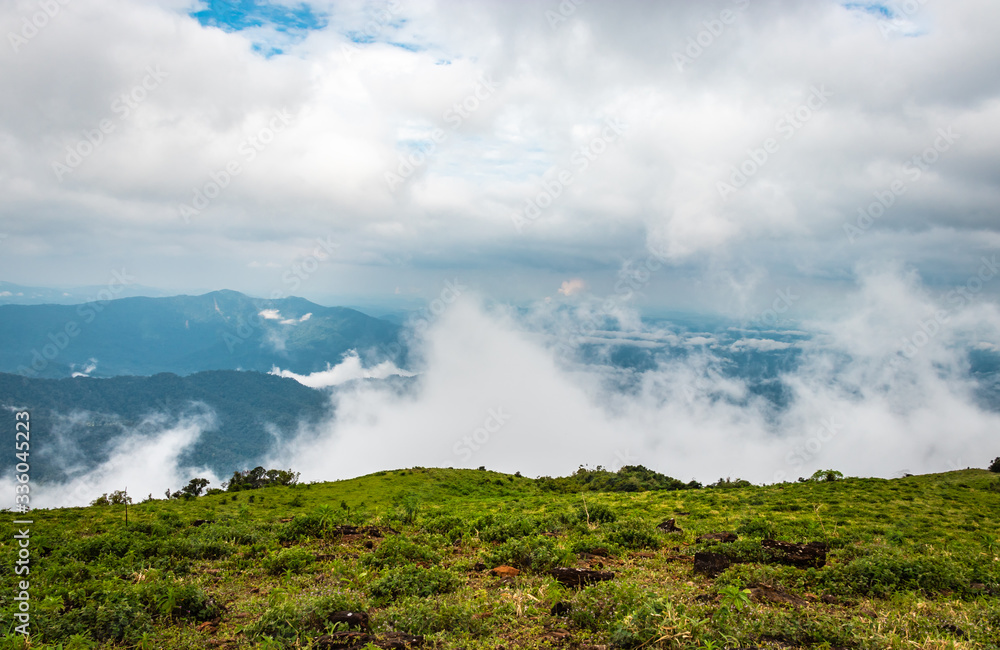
[271,349,415,388]
[271,274,1000,484]
[730,338,794,351]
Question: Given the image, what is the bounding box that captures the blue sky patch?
[191,0,326,33]
[842,2,894,19]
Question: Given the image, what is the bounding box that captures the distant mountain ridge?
[0,290,404,378]
[0,370,331,484]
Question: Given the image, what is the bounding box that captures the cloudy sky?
[2,0,999,316]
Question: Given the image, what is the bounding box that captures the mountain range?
[0,289,404,378]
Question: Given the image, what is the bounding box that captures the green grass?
[1,467,999,648]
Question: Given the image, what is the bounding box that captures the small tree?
[989,457,1000,473]
[180,478,210,497]
[91,489,132,506]
[808,469,844,482]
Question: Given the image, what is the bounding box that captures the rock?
[821,594,839,604]
[326,611,370,631]
[696,532,738,544]
[489,565,520,578]
[472,562,487,572]
[761,539,828,568]
[657,518,682,533]
[693,552,731,577]
[550,601,572,616]
[191,519,212,527]
[549,567,615,588]
[749,585,807,607]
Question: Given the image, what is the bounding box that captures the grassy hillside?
[2,467,999,649]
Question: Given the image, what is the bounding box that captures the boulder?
[489,565,520,578]
[657,518,682,533]
[693,552,731,577]
[761,540,828,568]
[549,567,615,588]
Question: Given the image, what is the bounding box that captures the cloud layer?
[1,0,998,311]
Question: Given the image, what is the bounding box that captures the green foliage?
[483,535,575,572]
[565,580,648,631]
[363,535,442,569]
[610,596,708,648]
[578,501,617,524]
[225,466,300,491]
[262,547,316,575]
[806,469,845,482]
[707,477,753,489]
[90,489,132,506]
[735,516,777,539]
[990,456,1000,473]
[538,464,699,493]
[382,595,490,636]
[822,549,968,596]
[606,519,661,550]
[243,591,369,641]
[368,564,461,604]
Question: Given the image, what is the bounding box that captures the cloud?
[270,349,415,388]
[558,278,587,296]
[259,309,282,320]
[271,273,1000,484]
[1,408,220,508]
[730,338,794,351]
[0,0,997,308]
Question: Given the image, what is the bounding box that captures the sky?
[1,0,999,317]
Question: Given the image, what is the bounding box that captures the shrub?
[363,536,442,569]
[368,565,461,604]
[822,551,967,597]
[243,592,369,641]
[578,502,617,524]
[990,456,1000,473]
[566,580,647,632]
[382,595,489,636]
[484,536,575,572]
[611,597,708,649]
[606,519,660,550]
[263,547,315,575]
[736,516,777,539]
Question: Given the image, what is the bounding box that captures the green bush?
[484,536,575,572]
[606,519,660,550]
[565,580,647,632]
[368,565,461,604]
[381,595,489,636]
[363,536,442,569]
[578,502,617,524]
[243,592,368,641]
[736,516,777,539]
[823,551,967,597]
[262,547,316,575]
